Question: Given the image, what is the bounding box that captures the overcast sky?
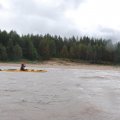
[0,0,120,41]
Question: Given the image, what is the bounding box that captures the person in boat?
[20,63,26,71]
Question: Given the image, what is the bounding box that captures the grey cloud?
[2,0,84,36]
[62,0,84,8]
[80,26,120,42]
[4,0,120,42]
[99,27,116,34]
[0,4,3,9]
[10,0,84,19]
[96,26,120,42]
[7,13,81,37]
[10,0,63,21]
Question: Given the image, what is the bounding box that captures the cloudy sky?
[0,0,120,41]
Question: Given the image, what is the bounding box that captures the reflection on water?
[0,67,120,120]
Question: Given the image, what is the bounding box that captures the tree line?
[0,29,120,64]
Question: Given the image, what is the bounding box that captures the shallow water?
[0,66,120,120]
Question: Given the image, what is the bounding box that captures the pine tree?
[13,44,23,60]
[61,45,69,58]
[0,44,7,61]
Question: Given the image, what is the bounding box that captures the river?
[0,66,120,120]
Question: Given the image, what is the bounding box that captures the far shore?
[0,59,120,70]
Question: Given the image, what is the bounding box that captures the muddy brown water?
[0,66,120,120]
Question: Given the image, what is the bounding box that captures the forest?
[0,29,120,64]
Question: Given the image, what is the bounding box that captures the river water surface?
[0,66,120,120]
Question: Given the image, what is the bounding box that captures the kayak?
[0,69,47,72]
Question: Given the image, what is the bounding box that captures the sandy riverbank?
[0,59,119,70]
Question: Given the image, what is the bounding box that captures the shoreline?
[0,59,120,70]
